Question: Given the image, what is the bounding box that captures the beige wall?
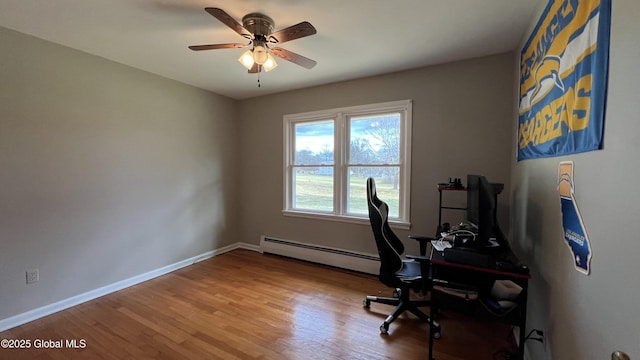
[237,53,516,256]
[0,26,239,320]
[513,1,640,359]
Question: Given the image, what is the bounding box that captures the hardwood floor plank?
[0,250,516,359]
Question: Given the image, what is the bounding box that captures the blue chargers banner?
[518,0,611,161]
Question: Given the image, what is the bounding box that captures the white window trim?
[283,99,412,229]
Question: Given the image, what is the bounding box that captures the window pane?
[294,121,334,165]
[347,167,400,217]
[349,114,400,165]
[292,167,334,211]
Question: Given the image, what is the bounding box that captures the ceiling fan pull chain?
[257,71,261,88]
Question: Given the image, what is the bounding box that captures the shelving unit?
[436,183,503,233]
[437,185,467,232]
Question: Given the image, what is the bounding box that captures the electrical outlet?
[26,268,39,284]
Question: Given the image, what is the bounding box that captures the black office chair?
[363,177,441,337]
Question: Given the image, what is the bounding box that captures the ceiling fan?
[189,8,317,73]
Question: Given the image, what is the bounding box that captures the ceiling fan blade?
[270,21,316,44]
[270,47,317,69]
[188,43,248,51]
[248,63,261,73]
[205,7,249,37]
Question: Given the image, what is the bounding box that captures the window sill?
[282,210,411,230]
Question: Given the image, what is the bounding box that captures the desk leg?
[428,294,436,360]
[516,282,529,360]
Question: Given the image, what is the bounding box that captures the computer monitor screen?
[466,174,504,247]
[476,176,496,244]
[466,174,481,229]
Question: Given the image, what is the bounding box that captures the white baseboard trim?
[0,242,259,332]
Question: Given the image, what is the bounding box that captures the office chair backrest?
[367,177,405,287]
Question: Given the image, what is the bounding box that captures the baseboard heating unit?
[260,236,379,275]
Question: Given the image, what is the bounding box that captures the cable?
[450,229,477,238]
[434,237,446,248]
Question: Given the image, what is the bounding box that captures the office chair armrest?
[408,235,436,256]
[408,235,436,241]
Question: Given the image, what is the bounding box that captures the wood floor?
[0,250,516,359]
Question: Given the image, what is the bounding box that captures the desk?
[428,246,531,360]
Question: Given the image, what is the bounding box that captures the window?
[283,100,412,227]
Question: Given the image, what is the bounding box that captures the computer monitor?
[466,174,508,248]
[466,174,481,229]
[476,176,496,244]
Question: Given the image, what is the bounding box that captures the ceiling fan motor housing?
[242,13,275,37]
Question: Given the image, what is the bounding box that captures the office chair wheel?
[380,323,389,334]
[393,289,401,298]
[363,299,371,308]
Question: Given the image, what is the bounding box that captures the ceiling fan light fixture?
[263,54,278,72]
[252,45,268,65]
[238,50,255,70]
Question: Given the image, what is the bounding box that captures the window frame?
[283,99,412,229]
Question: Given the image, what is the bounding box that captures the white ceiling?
[0,0,544,100]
